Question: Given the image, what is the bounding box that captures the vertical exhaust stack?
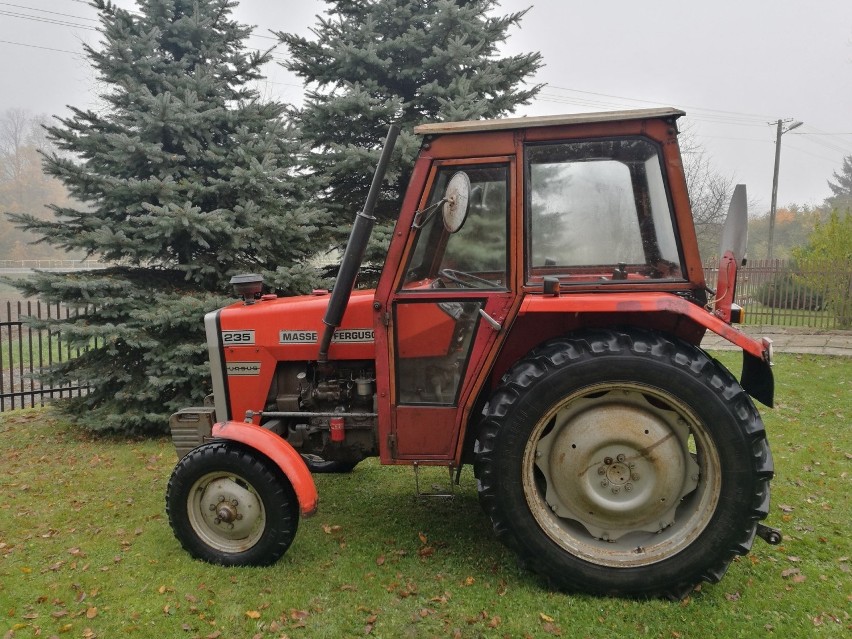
[317,124,401,364]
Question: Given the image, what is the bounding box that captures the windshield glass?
[401,164,509,291]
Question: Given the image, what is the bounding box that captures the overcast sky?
[1,0,851,214]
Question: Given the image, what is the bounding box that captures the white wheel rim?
[186,471,266,553]
[522,383,721,568]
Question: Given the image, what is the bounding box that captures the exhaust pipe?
[317,124,401,364]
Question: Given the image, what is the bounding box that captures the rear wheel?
[474,329,773,598]
[166,442,299,566]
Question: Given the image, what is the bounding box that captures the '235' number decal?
[221,330,255,345]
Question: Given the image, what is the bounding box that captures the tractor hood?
[217,289,378,362]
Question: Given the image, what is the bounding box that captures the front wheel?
[166,442,299,566]
[474,329,773,599]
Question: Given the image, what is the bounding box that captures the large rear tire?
[474,329,773,599]
[166,442,299,566]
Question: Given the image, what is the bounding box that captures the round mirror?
[442,172,471,233]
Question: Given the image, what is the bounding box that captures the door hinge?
[387,433,397,456]
[382,311,391,327]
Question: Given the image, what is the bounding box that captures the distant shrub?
[755,272,825,310]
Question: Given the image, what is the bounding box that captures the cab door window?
[402,164,509,291]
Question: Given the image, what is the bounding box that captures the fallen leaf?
[245,610,261,619]
[375,555,385,566]
[418,546,435,558]
[418,532,428,545]
[464,576,475,586]
[86,607,98,619]
[539,613,555,623]
[781,567,801,579]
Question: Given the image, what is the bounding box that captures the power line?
[0,37,80,54]
[0,8,97,30]
[0,1,97,21]
[543,84,776,123]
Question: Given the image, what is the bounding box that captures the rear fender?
[518,293,775,406]
[212,421,318,516]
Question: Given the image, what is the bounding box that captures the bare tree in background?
[0,109,71,260]
[679,126,734,262]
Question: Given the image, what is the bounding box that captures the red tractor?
[166,108,780,599]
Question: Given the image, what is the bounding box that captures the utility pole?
[768,119,803,262]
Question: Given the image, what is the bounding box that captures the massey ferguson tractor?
[165,108,780,599]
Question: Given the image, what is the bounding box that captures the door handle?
[478,309,502,332]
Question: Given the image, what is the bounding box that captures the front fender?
[212,421,318,516]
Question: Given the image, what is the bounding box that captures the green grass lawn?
[1,353,849,638]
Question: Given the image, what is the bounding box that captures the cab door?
[380,159,515,462]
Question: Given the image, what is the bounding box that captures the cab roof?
[414,107,685,136]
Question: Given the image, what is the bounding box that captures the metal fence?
[0,300,93,411]
[702,259,851,329]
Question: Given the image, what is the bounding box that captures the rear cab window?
[526,138,685,285]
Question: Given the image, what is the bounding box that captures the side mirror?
[442,171,471,233]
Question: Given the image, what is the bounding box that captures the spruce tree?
[826,155,852,212]
[10,0,321,433]
[278,0,542,264]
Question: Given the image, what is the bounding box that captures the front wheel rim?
[522,383,721,568]
[186,471,266,553]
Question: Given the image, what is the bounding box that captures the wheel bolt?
[616,454,625,462]
[597,466,606,475]
[611,487,620,494]
[231,499,238,507]
[604,457,613,465]
[631,473,640,481]
[625,484,633,492]
[208,504,216,511]
[213,517,221,524]
[600,480,608,487]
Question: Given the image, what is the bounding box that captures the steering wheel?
[440,268,497,289]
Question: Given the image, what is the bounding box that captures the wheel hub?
[535,389,699,541]
[189,475,264,548]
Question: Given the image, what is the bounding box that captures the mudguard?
[212,421,318,516]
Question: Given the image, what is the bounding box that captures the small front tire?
[166,442,299,566]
